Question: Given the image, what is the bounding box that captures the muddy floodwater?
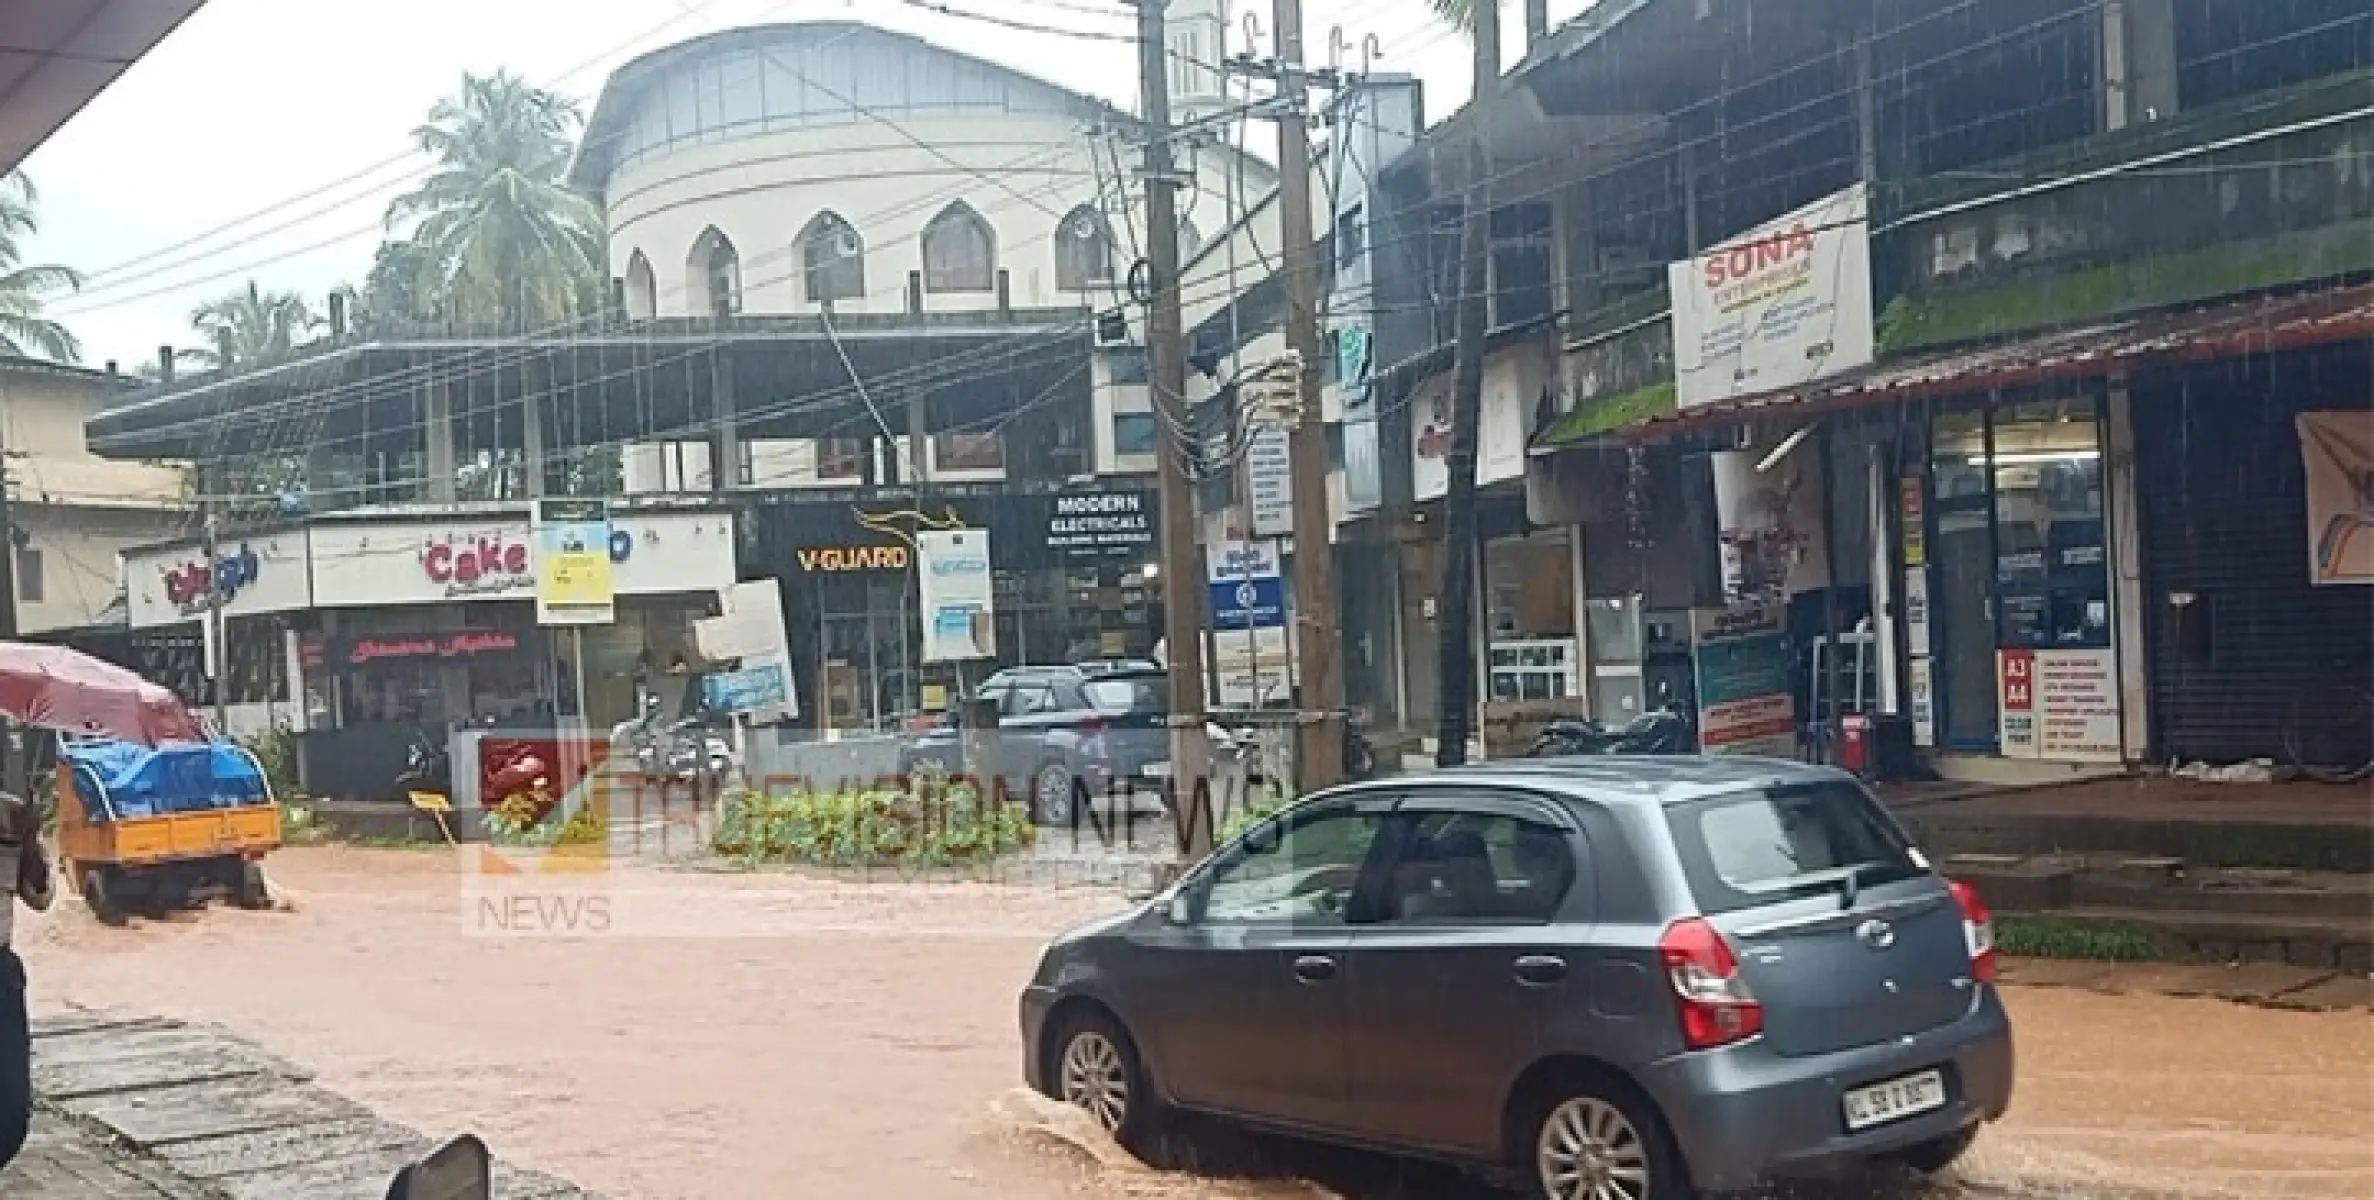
[20,847,2372,1199]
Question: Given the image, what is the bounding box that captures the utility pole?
[1436,0,1502,767]
[1271,0,1346,792]
[1136,0,1213,859]
[0,383,21,796]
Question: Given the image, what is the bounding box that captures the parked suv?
[901,665,1171,824]
[1020,758,2013,1198]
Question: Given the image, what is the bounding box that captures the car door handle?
[1513,955,1568,985]
[1292,954,1338,984]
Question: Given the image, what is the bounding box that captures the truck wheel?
[234,861,272,910]
[82,868,127,927]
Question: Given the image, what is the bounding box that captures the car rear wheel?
[1033,762,1077,826]
[1048,1009,1164,1149]
[1521,1080,1683,1200]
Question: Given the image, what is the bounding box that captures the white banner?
[1670,182,1874,409]
[917,530,995,662]
[2299,410,2374,585]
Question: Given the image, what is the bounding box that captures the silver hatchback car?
[1021,758,2014,1199]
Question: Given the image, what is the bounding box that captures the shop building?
[119,504,738,793]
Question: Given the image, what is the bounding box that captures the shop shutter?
[2133,346,2374,766]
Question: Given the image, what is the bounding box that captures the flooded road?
[19,847,2371,1199]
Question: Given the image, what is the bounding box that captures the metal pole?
[203,508,229,735]
[1137,0,1213,859]
[1271,0,1346,791]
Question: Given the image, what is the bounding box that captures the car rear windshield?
[1085,676,1167,713]
[1665,782,1923,915]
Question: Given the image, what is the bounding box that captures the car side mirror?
[385,1133,491,1200]
[1165,891,1196,926]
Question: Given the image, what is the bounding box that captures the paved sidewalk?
[5,1112,215,1199]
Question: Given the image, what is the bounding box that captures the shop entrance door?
[1929,410,2000,751]
[815,577,916,734]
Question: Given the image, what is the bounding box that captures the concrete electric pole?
[1269,0,1347,792]
[1136,0,1215,860]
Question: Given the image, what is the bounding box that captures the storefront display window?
[1485,532,1578,701]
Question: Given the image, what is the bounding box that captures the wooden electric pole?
[1435,0,1502,767]
[1271,0,1347,792]
[1136,0,1213,859]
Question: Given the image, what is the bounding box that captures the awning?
[0,0,208,175]
[1542,283,2374,450]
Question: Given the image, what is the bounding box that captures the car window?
[1380,809,1576,925]
[1085,677,1167,712]
[1666,782,1922,915]
[1199,805,1383,927]
[1002,685,1057,717]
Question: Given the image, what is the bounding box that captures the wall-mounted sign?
[1907,658,1936,747]
[2299,410,2374,585]
[2035,648,2120,762]
[534,499,616,626]
[1899,476,1928,567]
[1670,182,1874,409]
[795,545,909,572]
[1247,428,1294,539]
[308,630,529,672]
[918,529,995,662]
[1997,647,2039,757]
[162,544,261,618]
[423,532,532,600]
[1043,491,1154,560]
[1691,608,1796,758]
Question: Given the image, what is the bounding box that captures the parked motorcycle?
[1529,704,1698,757]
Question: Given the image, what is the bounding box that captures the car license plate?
[1842,1070,1946,1131]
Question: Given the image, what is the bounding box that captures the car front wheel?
[1521,1079,1683,1200]
[1048,1009,1165,1150]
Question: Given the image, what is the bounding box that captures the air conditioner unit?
[1094,309,1131,347]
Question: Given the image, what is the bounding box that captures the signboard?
[1041,491,1155,561]
[2298,410,2374,584]
[128,535,311,629]
[1247,428,1294,539]
[1208,540,1287,631]
[1908,658,1936,747]
[1670,182,1874,409]
[1900,475,1928,566]
[917,529,995,662]
[305,629,532,673]
[308,512,733,608]
[1997,648,2040,757]
[1208,539,1290,708]
[703,662,791,714]
[1996,647,2121,761]
[2036,649,2120,761]
[534,499,616,626]
[1690,610,1796,757]
[1904,569,1932,656]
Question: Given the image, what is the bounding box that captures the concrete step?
[1948,852,2374,923]
[2001,905,2372,972]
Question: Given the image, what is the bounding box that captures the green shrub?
[239,728,301,799]
[712,781,1034,866]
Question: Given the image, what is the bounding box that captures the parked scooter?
[1529,704,1698,757]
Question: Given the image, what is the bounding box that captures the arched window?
[800,211,866,305]
[623,250,657,321]
[921,202,996,293]
[689,227,740,317]
[1054,205,1114,293]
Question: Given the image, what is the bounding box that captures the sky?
[22,0,1597,370]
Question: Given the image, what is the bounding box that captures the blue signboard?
[1210,575,1287,631]
[703,663,789,714]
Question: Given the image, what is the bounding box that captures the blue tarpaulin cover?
[64,739,269,822]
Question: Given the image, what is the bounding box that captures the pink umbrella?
[0,642,208,745]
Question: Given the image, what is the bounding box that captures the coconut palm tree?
[384,71,604,328]
[182,280,320,369]
[0,172,83,362]
[1430,0,1500,767]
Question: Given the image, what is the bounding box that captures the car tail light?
[1949,879,1998,983]
[1659,918,1763,1050]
